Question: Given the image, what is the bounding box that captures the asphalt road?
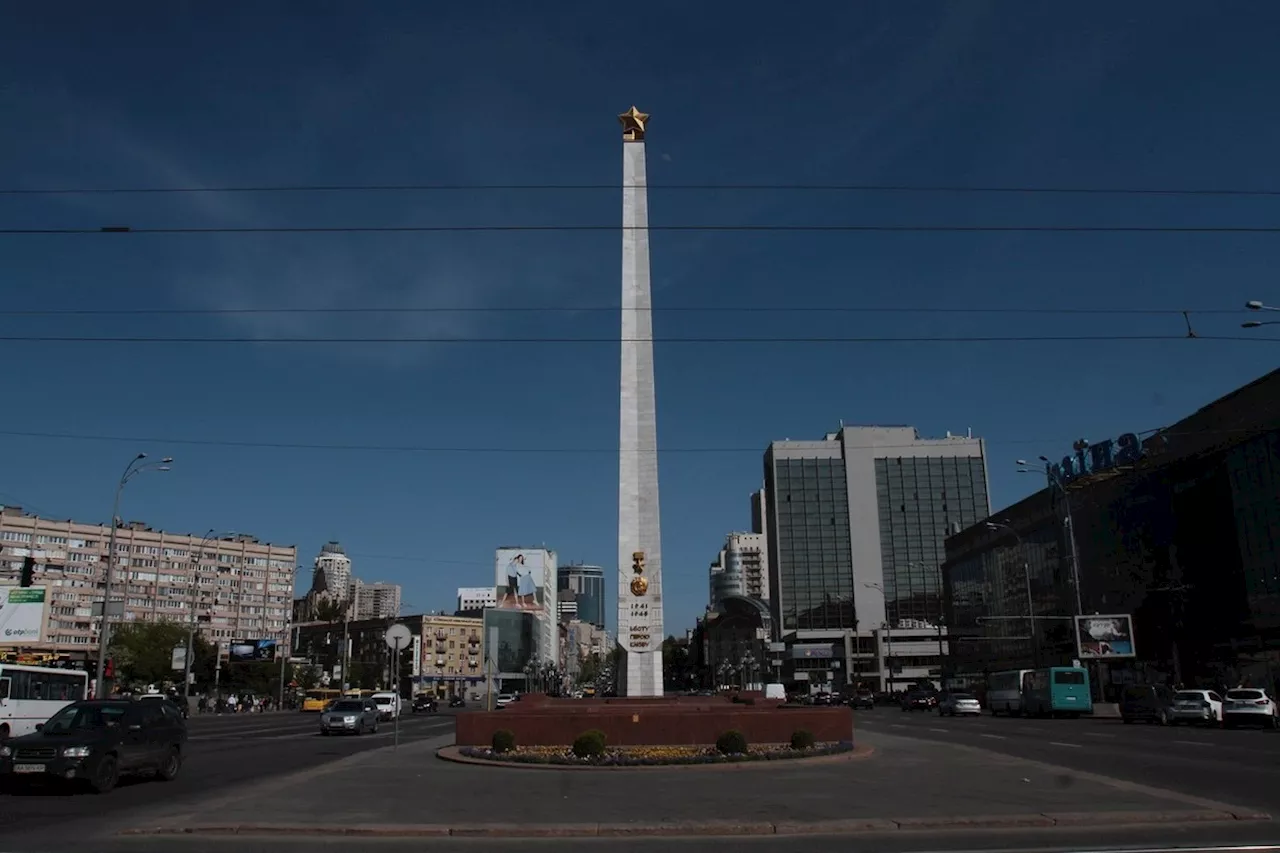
[854,706,1280,813]
[0,708,457,842]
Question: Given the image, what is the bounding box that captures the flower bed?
[459,741,855,767]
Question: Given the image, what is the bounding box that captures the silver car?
[938,692,982,716]
[320,699,379,736]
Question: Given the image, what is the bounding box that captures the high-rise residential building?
[557,563,605,629]
[312,541,352,601]
[709,532,769,607]
[763,426,990,691]
[457,586,496,614]
[0,506,297,660]
[349,579,401,620]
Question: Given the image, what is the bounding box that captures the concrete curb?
[435,743,874,770]
[118,809,1271,839]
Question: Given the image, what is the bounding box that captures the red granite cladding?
[453,699,854,747]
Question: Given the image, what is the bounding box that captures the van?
[764,683,786,701]
[371,691,401,721]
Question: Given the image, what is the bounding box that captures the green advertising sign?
[5,588,45,604]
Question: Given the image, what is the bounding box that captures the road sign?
[385,623,412,650]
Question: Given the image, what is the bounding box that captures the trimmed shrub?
[790,729,816,750]
[572,728,608,758]
[491,729,516,754]
[715,729,748,755]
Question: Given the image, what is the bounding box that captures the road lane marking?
[1083,732,1116,738]
[1175,740,1214,747]
[927,727,949,733]
[981,734,1007,740]
[1048,741,1081,748]
[889,724,908,729]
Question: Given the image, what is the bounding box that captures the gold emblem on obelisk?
[618,106,649,142]
[629,550,648,596]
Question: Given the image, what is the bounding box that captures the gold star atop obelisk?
[618,106,650,142]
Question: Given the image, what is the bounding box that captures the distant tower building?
[558,563,605,629]
[313,541,352,601]
[709,532,768,607]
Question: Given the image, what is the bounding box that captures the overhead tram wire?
[9,224,1280,235]
[0,333,1269,344]
[0,424,1258,456]
[0,305,1247,318]
[6,181,1280,197]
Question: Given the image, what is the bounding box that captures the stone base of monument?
[453,693,853,748]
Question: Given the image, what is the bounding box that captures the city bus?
[0,663,90,739]
[300,688,342,712]
[986,669,1032,715]
[1021,666,1092,717]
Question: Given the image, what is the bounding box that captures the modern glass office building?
[943,369,1280,696]
[557,563,605,630]
[762,426,990,691]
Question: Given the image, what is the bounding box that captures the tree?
[108,620,214,689]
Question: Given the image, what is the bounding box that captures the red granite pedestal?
[453,693,854,747]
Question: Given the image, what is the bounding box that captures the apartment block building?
[349,579,402,620]
[0,505,298,659]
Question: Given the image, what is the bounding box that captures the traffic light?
[19,555,34,587]
[104,658,115,680]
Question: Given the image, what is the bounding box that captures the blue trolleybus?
[1021,666,1092,717]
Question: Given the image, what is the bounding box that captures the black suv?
[1120,684,1177,725]
[411,694,438,714]
[0,698,187,793]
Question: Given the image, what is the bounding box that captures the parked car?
[320,699,379,735]
[1170,689,1224,726]
[411,694,437,714]
[1121,684,1177,725]
[1223,688,1279,729]
[937,692,982,716]
[0,698,186,793]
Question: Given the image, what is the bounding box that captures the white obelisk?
[616,106,664,696]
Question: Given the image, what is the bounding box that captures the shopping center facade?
[943,369,1280,699]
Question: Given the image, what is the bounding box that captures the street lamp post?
[184,529,225,704]
[861,581,893,693]
[95,453,173,699]
[1017,459,1084,616]
[985,521,1040,668]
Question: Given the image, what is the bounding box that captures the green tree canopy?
[108,620,214,688]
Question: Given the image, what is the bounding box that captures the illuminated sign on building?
[1047,434,1143,486]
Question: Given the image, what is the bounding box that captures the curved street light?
[1016,459,1085,616]
[984,520,1040,667]
[1242,300,1280,329]
[95,453,174,698]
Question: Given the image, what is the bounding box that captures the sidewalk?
[118,729,1269,838]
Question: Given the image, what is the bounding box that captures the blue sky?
[2,2,1278,636]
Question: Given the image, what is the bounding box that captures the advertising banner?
[494,549,550,612]
[0,587,46,644]
[1075,614,1136,659]
[228,638,278,662]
